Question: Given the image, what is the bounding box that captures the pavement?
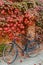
[0,44,43,65]
[10,50,43,65]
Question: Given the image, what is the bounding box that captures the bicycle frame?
[7,28,40,54]
[12,40,24,52]
[11,38,38,53]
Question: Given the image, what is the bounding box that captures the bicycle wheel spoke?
[27,41,40,57]
[3,44,18,64]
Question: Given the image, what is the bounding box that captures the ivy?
[0,43,6,56]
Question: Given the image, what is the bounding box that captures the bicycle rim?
[3,43,18,64]
[28,43,40,57]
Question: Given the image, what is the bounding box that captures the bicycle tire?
[27,41,40,57]
[3,43,18,64]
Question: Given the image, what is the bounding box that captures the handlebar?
[18,34,31,39]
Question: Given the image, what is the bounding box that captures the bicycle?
[3,34,40,64]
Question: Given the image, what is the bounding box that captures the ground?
[0,50,43,65]
[0,44,43,65]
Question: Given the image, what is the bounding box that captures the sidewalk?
[11,50,43,65]
[0,50,43,65]
[0,44,43,65]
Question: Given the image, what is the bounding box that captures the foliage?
[0,2,35,40]
[0,43,6,56]
[0,0,43,40]
[35,1,43,29]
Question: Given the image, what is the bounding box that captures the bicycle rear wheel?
[27,41,40,57]
[3,43,18,64]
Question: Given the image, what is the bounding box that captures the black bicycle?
[3,34,40,64]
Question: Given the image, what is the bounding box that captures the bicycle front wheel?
[3,43,18,64]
